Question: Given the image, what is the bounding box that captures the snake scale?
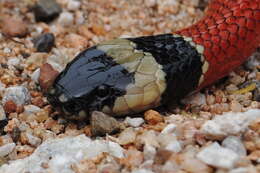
[47,0,260,120]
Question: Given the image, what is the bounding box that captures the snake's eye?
[97,85,108,97]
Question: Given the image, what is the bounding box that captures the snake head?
[47,35,202,120]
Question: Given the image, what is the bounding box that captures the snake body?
[47,0,260,120]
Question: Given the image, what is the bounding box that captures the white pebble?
[143,144,156,160]
[3,86,31,105]
[161,124,177,134]
[57,12,74,26]
[3,47,11,54]
[7,58,21,68]
[181,92,206,106]
[132,169,155,173]
[67,0,81,11]
[222,136,246,156]
[125,117,144,127]
[24,105,41,115]
[26,133,41,147]
[0,143,16,157]
[197,142,240,169]
[200,109,260,139]
[165,140,182,153]
[31,68,41,83]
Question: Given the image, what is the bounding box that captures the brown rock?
[39,63,59,92]
[2,15,28,37]
[90,111,121,136]
[144,110,164,125]
[3,100,17,114]
[64,33,87,48]
[154,148,173,165]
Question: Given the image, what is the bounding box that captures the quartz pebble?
[31,68,41,83]
[57,12,74,26]
[67,0,81,11]
[181,92,206,106]
[197,142,240,169]
[161,124,176,134]
[0,135,124,172]
[125,117,144,127]
[33,0,62,22]
[201,109,260,139]
[118,127,137,145]
[0,143,16,157]
[165,140,182,153]
[222,136,247,156]
[0,105,6,121]
[33,33,55,53]
[132,169,154,173]
[3,86,31,106]
[90,111,121,136]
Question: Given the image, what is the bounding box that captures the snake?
[46,0,260,120]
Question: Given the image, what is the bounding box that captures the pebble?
[31,68,41,83]
[2,16,28,37]
[26,133,41,147]
[39,63,59,91]
[64,33,87,48]
[0,135,124,172]
[90,111,121,136]
[132,169,154,173]
[3,100,17,114]
[154,149,173,165]
[57,12,74,26]
[165,140,182,153]
[7,58,21,69]
[0,105,6,121]
[144,110,164,125]
[125,117,144,127]
[143,144,156,160]
[181,92,206,106]
[67,0,81,11]
[24,105,41,115]
[33,33,55,53]
[197,142,240,169]
[161,124,177,134]
[0,143,16,157]
[200,109,260,139]
[118,127,137,145]
[222,136,247,156]
[33,0,62,22]
[3,86,31,106]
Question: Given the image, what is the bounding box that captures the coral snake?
[47,0,260,120]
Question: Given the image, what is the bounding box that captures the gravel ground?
[0,0,259,173]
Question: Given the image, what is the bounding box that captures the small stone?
[247,150,260,162]
[118,127,137,145]
[26,133,41,147]
[154,149,173,165]
[136,130,159,148]
[3,100,17,114]
[132,169,154,173]
[125,117,144,127]
[31,68,41,83]
[33,33,55,53]
[181,92,206,106]
[67,0,81,11]
[0,143,16,157]
[197,142,240,169]
[248,118,260,132]
[64,33,87,48]
[144,110,164,125]
[7,58,21,69]
[26,53,48,68]
[222,136,247,156]
[57,12,74,26]
[230,100,242,112]
[165,140,182,153]
[2,16,28,37]
[33,0,62,22]
[123,148,144,167]
[90,111,121,136]
[201,109,260,139]
[161,124,176,134]
[24,105,41,115]
[0,106,6,121]
[143,144,156,160]
[3,86,31,106]
[39,63,59,92]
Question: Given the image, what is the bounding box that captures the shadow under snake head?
[47,35,203,120]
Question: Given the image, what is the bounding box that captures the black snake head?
[47,35,203,120]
